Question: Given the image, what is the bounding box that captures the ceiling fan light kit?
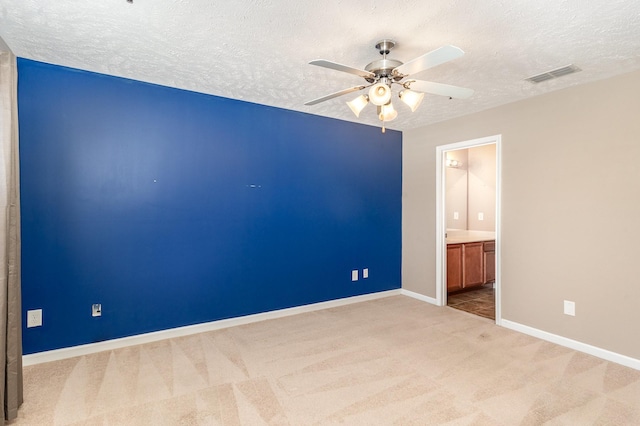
[347,94,369,117]
[305,39,474,132]
[378,102,398,122]
[369,82,392,106]
[399,89,425,112]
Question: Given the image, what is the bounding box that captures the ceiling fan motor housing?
[365,40,404,83]
[364,59,404,83]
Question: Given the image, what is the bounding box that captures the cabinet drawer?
[483,241,495,252]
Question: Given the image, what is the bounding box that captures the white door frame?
[435,134,502,325]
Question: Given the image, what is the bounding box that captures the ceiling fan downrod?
[364,40,404,84]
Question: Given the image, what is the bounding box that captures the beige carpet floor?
[11,296,640,425]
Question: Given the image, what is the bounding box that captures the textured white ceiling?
[1,0,639,131]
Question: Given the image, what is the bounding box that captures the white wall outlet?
[92,304,102,317]
[564,300,576,316]
[351,270,358,281]
[453,211,459,220]
[363,268,369,278]
[478,212,484,221]
[27,309,42,328]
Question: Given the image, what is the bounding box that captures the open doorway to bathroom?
[436,135,501,323]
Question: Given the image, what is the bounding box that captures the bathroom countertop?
[446,230,495,244]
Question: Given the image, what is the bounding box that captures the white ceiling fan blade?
[309,60,375,79]
[408,80,474,99]
[305,86,367,106]
[394,45,465,76]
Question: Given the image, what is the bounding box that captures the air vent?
[525,64,581,84]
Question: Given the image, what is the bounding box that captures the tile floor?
[447,284,495,320]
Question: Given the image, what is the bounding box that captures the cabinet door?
[447,244,463,292]
[484,241,496,283]
[463,242,484,288]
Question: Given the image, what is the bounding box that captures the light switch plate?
[454,211,459,220]
[363,268,369,278]
[351,270,358,281]
[564,300,576,316]
[478,212,484,221]
[27,309,42,328]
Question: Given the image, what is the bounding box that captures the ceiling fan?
[305,39,474,132]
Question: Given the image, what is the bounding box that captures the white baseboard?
[501,319,640,371]
[23,289,402,366]
[400,289,439,305]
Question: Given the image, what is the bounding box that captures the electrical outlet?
[564,300,575,316]
[92,304,102,317]
[363,268,369,278]
[351,270,358,281]
[27,309,42,328]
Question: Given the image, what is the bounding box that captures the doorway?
[435,135,501,324]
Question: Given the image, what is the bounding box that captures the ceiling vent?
[525,64,582,84]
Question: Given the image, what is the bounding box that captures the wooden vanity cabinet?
[447,244,463,292]
[483,241,496,283]
[447,240,495,293]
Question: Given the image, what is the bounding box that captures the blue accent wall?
[18,59,402,354]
